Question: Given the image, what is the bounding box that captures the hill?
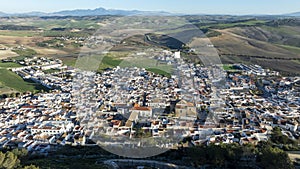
[0,16,299,76]
[286,12,300,17]
[0,7,173,17]
[206,19,300,75]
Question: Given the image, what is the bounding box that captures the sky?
[0,0,299,15]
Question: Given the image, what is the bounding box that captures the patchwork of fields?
[0,16,300,94]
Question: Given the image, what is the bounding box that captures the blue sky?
[1,0,299,15]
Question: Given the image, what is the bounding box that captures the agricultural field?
[0,30,41,37]
[0,16,299,78]
[0,68,47,94]
[0,62,47,95]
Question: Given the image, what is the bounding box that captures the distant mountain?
[51,7,169,16]
[0,12,8,17]
[0,8,298,17]
[285,12,300,17]
[0,8,174,17]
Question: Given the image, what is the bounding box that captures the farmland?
[0,15,300,94]
[0,69,48,94]
[0,62,47,95]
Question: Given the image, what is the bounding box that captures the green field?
[0,62,23,68]
[43,68,61,74]
[0,30,40,37]
[261,25,300,37]
[146,68,171,77]
[292,60,300,64]
[199,20,267,29]
[223,64,235,70]
[12,48,37,57]
[71,53,173,77]
[0,69,48,93]
[277,44,300,54]
[61,57,77,67]
[97,55,123,71]
[29,20,101,30]
[42,30,91,38]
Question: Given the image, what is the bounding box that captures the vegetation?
[277,44,300,54]
[146,68,171,78]
[223,64,236,71]
[43,68,61,74]
[36,39,65,48]
[61,57,77,67]
[259,145,294,169]
[0,141,294,169]
[96,54,172,77]
[25,158,106,169]
[0,31,40,37]
[12,48,37,57]
[0,61,46,95]
[185,142,293,169]
[196,19,267,30]
[271,127,296,145]
[206,30,222,37]
[0,25,37,31]
[101,55,123,68]
[29,19,100,30]
[23,146,111,169]
[0,149,39,169]
[0,69,48,93]
[42,30,92,38]
[0,62,22,68]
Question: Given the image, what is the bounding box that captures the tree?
[259,146,294,169]
[12,148,28,158]
[271,127,296,145]
[187,146,208,167]
[0,152,6,166]
[0,149,39,169]
[1,94,8,99]
[225,143,243,164]
[24,164,40,169]
[2,152,19,169]
[9,93,16,98]
[207,144,226,167]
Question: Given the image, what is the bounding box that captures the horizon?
[0,0,299,15]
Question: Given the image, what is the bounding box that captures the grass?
[61,57,77,67]
[119,57,173,76]
[206,30,222,37]
[42,30,91,38]
[261,25,300,37]
[23,145,111,169]
[12,48,37,57]
[43,68,61,74]
[29,20,101,30]
[0,30,40,37]
[199,20,267,30]
[25,157,108,169]
[63,55,123,69]
[0,69,48,93]
[0,62,23,68]
[146,68,171,78]
[292,60,300,64]
[277,44,300,54]
[0,82,15,94]
[98,55,123,69]
[223,64,235,70]
[72,53,173,77]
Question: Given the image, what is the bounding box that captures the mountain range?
[0,7,173,17]
[0,7,299,17]
[286,12,300,16]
